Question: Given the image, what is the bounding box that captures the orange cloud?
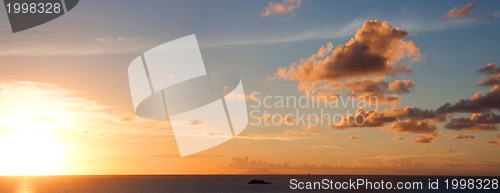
[452,133,475,139]
[275,20,420,105]
[445,4,477,19]
[445,113,499,132]
[280,116,296,124]
[261,0,302,17]
[389,119,436,134]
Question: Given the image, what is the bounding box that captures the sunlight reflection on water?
[17,180,34,193]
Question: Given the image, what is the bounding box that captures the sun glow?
[0,82,71,176]
[0,130,66,176]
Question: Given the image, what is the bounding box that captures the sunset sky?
[0,0,500,176]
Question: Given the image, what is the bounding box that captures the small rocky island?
[248,179,272,184]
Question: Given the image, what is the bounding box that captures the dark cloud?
[437,63,500,114]
[478,63,500,86]
[478,63,500,75]
[437,89,500,114]
[331,107,444,133]
[445,113,500,132]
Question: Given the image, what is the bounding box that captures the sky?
[0,0,500,175]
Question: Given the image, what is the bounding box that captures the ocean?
[0,175,498,193]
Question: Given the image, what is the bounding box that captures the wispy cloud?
[204,16,493,47]
[0,37,155,56]
[445,4,477,19]
[203,18,363,47]
[0,81,169,138]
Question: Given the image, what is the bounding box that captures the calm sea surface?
[0,175,498,193]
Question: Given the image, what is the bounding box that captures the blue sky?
[0,0,500,175]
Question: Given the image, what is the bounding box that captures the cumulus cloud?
[261,0,302,17]
[275,20,421,105]
[437,63,500,132]
[445,113,499,132]
[437,63,500,114]
[389,79,415,94]
[331,106,445,133]
[437,89,500,114]
[478,63,500,86]
[452,133,475,139]
[389,119,436,134]
[445,4,477,19]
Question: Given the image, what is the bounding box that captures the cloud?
[235,134,300,141]
[275,20,420,105]
[478,63,500,75]
[388,119,436,134]
[436,63,500,132]
[225,92,261,101]
[412,136,434,144]
[452,133,475,139]
[346,135,363,140]
[487,139,499,147]
[0,37,154,56]
[445,4,477,19]
[309,145,344,150]
[486,134,500,147]
[444,113,499,132]
[280,116,296,124]
[437,89,500,113]
[437,63,500,114]
[283,126,322,137]
[389,79,415,94]
[184,117,205,125]
[392,136,405,141]
[478,63,500,86]
[0,81,169,139]
[330,106,445,133]
[436,149,459,154]
[261,0,302,17]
